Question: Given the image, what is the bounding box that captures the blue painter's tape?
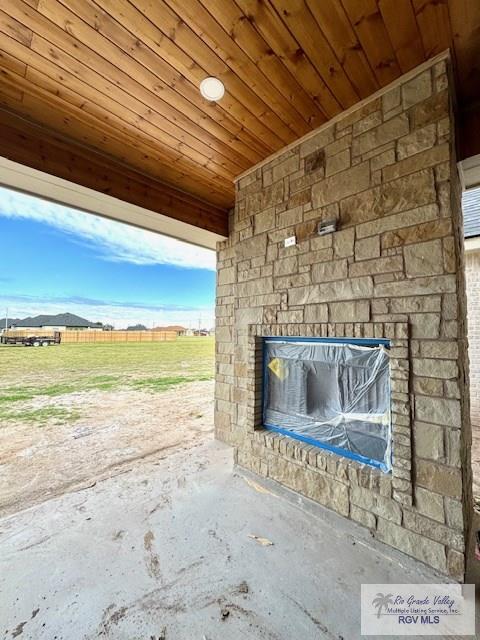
[263,423,388,472]
[264,336,390,347]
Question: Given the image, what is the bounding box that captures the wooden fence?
[3,329,177,343]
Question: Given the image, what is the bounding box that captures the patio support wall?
[215,54,472,580]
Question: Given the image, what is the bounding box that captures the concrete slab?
[0,438,477,639]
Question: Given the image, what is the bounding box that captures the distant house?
[153,325,187,336]
[6,313,103,332]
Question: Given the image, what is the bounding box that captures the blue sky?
[0,186,216,328]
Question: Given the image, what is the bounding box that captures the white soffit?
[0,157,224,250]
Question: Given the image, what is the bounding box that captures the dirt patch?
[0,380,214,516]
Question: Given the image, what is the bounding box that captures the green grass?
[131,373,213,392]
[0,406,81,426]
[0,337,215,425]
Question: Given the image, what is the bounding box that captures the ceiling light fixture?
[200,77,225,101]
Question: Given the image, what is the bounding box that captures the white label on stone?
[284,235,296,247]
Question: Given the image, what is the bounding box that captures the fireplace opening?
[263,337,392,472]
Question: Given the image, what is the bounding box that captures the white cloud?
[0,186,216,270]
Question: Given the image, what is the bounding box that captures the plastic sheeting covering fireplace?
[263,337,392,472]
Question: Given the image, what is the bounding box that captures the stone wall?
[215,55,472,580]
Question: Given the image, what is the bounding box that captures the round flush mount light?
[200,77,225,101]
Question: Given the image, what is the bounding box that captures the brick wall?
[215,54,472,580]
[466,248,480,426]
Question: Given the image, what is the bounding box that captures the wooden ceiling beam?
[0,109,229,237]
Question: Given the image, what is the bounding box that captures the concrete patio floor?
[0,438,478,640]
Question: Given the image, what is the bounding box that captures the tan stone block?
[236,234,267,260]
[357,204,438,240]
[288,188,311,209]
[310,234,333,251]
[325,134,352,157]
[382,86,401,114]
[277,206,303,229]
[254,207,276,233]
[350,504,376,530]
[444,497,464,530]
[218,266,236,286]
[336,97,380,132]
[376,518,447,573]
[447,549,465,581]
[304,304,328,323]
[340,187,382,226]
[443,237,456,273]
[390,295,441,313]
[402,70,432,109]
[349,255,403,278]
[355,236,380,261]
[383,143,449,182]
[289,276,374,306]
[352,110,382,136]
[329,301,370,323]
[274,256,298,277]
[414,486,445,522]
[382,170,436,215]
[351,486,402,523]
[403,510,463,551]
[312,259,348,282]
[375,274,456,298]
[404,239,444,278]
[325,148,350,176]
[333,227,355,258]
[413,357,457,379]
[274,272,311,290]
[312,162,370,208]
[397,124,436,160]
[415,396,461,427]
[370,148,396,172]
[299,248,333,266]
[416,459,462,497]
[276,309,303,323]
[445,429,461,467]
[420,340,458,359]
[272,153,300,182]
[413,376,443,396]
[352,114,409,156]
[413,421,444,460]
[237,277,273,298]
[411,90,448,129]
[299,127,335,158]
[442,294,458,320]
[382,219,451,250]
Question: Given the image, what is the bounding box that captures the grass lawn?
[0,336,215,425]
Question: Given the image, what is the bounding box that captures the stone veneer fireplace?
[215,53,472,580]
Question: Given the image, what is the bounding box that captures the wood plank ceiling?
[0,0,479,230]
